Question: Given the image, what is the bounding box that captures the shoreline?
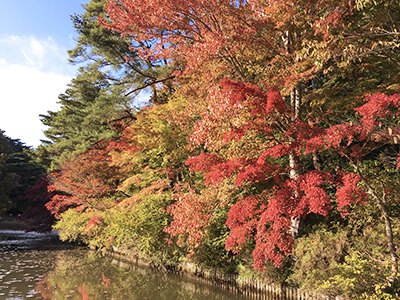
[0,215,29,231]
[98,245,342,300]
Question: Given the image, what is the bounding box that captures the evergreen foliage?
[0,130,45,216]
[40,67,132,170]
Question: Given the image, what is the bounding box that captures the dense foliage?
[12,0,400,298]
[0,130,45,217]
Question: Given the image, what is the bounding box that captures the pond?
[0,230,253,300]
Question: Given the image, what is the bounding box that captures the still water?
[0,230,252,300]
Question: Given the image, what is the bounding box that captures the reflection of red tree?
[78,282,93,300]
[102,273,111,288]
[35,278,55,300]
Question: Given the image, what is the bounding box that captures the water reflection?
[0,230,70,299]
[0,230,251,300]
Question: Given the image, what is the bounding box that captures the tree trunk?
[312,151,322,171]
[283,27,303,239]
[289,83,302,238]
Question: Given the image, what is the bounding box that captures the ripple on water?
[0,230,64,299]
[0,230,253,300]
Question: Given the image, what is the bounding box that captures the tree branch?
[124,76,175,97]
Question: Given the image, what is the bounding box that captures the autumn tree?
[306,92,400,284]
[183,78,400,291]
[51,95,195,258]
[100,0,369,239]
[35,0,400,296]
[105,95,194,257]
[109,94,192,200]
[46,142,122,219]
[19,176,56,232]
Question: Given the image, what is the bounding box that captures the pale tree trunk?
[289,83,302,238]
[283,28,303,238]
[290,83,302,119]
[289,150,301,238]
[353,163,398,283]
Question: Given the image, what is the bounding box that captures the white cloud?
[0,35,75,75]
[0,35,76,147]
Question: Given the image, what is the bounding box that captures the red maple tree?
[186,80,399,273]
[46,143,121,218]
[19,176,56,232]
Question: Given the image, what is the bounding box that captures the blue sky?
[0,1,87,147]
